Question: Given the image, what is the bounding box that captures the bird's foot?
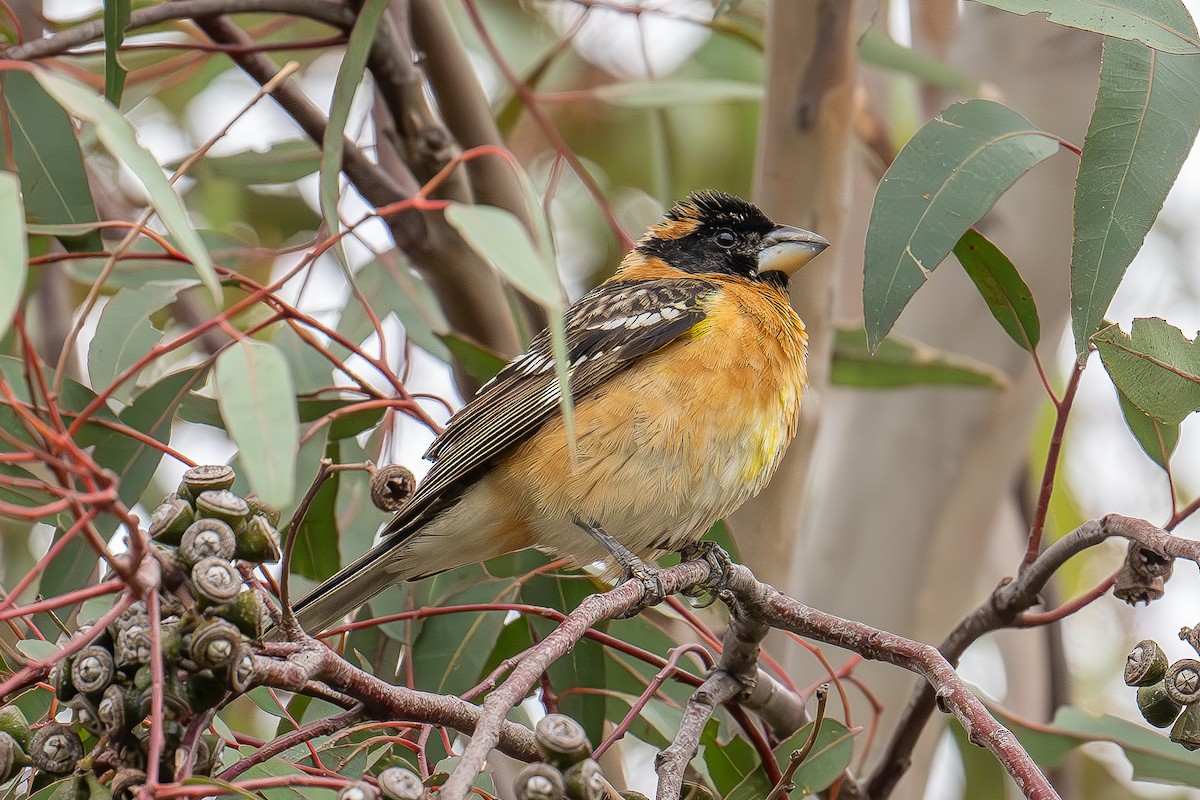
[572,515,666,616]
[678,541,734,608]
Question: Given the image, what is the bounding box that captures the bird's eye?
[715,229,737,248]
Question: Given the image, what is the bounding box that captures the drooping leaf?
[592,79,763,107]
[0,173,27,344]
[725,720,856,800]
[1116,386,1179,470]
[191,139,321,184]
[1094,318,1200,426]
[340,258,451,362]
[0,72,101,252]
[412,581,513,697]
[215,341,300,506]
[88,281,195,403]
[971,0,1200,54]
[832,327,1008,388]
[1070,22,1200,358]
[319,0,390,270]
[863,99,1059,351]
[858,26,981,95]
[29,69,218,302]
[993,701,1200,787]
[953,228,1040,351]
[103,0,131,104]
[284,433,340,583]
[439,334,508,384]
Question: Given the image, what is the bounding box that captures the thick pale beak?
[756,225,830,277]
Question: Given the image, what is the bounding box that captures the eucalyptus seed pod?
[98,684,139,735]
[185,669,227,712]
[563,758,604,800]
[29,723,83,776]
[535,714,591,768]
[370,465,416,512]
[133,665,153,693]
[181,465,236,498]
[194,490,250,525]
[1172,702,1200,750]
[173,734,215,779]
[51,658,77,701]
[194,734,222,777]
[235,514,282,563]
[160,619,185,662]
[67,696,102,736]
[116,738,146,771]
[1166,659,1200,706]
[228,648,255,694]
[138,672,190,720]
[110,768,146,800]
[217,590,267,639]
[0,705,31,751]
[190,620,243,671]
[243,495,281,528]
[338,782,380,800]
[179,519,237,565]
[149,496,194,545]
[111,602,149,640]
[191,557,242,606]
[115,624,152,668]
[514,762,565,800]
[1137,682,1183,728]
[377,766,424,800]
[0,732,31,782]
[71,645,116,695]
[621,793,652,800]
[1125,640,1169,687]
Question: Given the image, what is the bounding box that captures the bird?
[286,190,829,636]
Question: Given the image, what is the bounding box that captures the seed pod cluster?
[505,714,632,800]
[1,466,277,792]
[1127,633,1200,750]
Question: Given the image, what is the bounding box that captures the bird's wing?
[384,277,717,534]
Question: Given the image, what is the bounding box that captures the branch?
[870,514,1200,798]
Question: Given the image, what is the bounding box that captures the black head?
[635,190,828,285]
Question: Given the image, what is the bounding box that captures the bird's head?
[630,190,829,286]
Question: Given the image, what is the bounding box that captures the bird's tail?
[267,515,423,641]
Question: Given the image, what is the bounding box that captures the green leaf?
[0,72,101,252]
[725,720,856,800]
[340,258,451,362]
[994,701,1200,787]
[831,327,1008,388]
[285,433,340,582]
[103,0,131,104]
[319,0,390,270]
[439,334,508,384]
[521,572,608,746]
[91,367,205,511]
[215,341,300,506]
[858,26,981,95]
[953,228,1040,351]
[30,69,218,302]
[1116,386,1179,470]
[412,581,513,696]
[592,78,763,107]
[88,281,195,403]
[1094,318,1200,425]
[971,0,1200,54]
[1070,25,1200,358]
[950,714,1009,799]
[192,140,320,184]
[17,639,59,660]
[703,730,763,796]
[863,99,1059,351]
[0,173,27,344]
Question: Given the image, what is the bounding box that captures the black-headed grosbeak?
[290,191,828,634]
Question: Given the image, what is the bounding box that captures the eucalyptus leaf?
[1070,21,1200,358]
[832,327,1007,389]
[0,173,27,344]
[953,228,1040,351]
[593,78,763,107]
[863,100,1059,351]
[971,0,1200,54]
[215,341,300,506]
[1116,386,1179,470]
[1094,318,1200,425]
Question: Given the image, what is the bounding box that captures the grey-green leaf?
[215,342,300,506]
[971,0,1200,54]
[1094,318,1200,425]
[0,173,27,344]
[1116,386,1178,470]
[1070,26,1200,359]
[863,99,1059,352]
[0,72,101,252]
[953,228,1040,351]
[30,70,219,302]
[103,0,131,104]
[88,281,195,403]
[832,327,1008,389]
[592,79,763,108]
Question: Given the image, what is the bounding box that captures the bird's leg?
[678,540,734,607]
[572,515,666,611]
